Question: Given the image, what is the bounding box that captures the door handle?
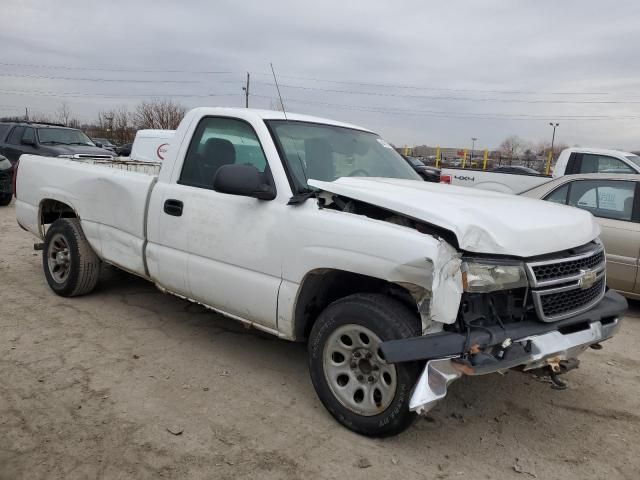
[164,199,183,216]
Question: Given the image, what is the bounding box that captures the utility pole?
[545,122,559,174]
[242,72,250,108]
[25,107,29,121]
[471,137,477,165]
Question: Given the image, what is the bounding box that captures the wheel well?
[293,269,420,341]
[40,199,77,229]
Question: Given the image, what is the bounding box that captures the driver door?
[176,116,284,329]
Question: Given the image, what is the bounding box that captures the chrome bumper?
[410,317,621,415]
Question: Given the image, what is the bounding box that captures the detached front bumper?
[379,289,627,415]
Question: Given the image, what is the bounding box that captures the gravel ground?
[1,201,640,480]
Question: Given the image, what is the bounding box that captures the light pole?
[471,137,477,165]
[546,123,559,174]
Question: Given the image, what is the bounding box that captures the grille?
[538,277,605,319]
[531,250,604,283]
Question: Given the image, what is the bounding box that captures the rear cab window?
[578,154,635,174]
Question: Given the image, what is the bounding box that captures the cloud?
[1,0,639,150]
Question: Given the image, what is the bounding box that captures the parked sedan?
[403,156,441,182]
[521,173,640,298]
[116,143,132,157]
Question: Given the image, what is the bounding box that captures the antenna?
[270,63,310,193]
[270,63,288,120]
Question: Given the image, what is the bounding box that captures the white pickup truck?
[14,108,627,436]
[441,147,640,194]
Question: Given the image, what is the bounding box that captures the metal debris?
[167,425,184,435]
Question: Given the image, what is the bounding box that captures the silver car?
[522,173,640,299]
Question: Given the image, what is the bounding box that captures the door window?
[7,126,25,145]
[579,154,634,174]
[566,180,636,221]
[545,183,569,204]
[179,117,268,189]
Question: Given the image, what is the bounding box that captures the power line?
[250,94,640,121]
[0,61,232,75]
[252,80,640,104]
[0,60,631,96]
[0,88,241,99]
[250,72,624,96]
[0,72,207,84]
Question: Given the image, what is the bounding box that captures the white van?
[128,129,175,163]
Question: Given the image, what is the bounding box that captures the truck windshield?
[37,128,94,146]
[266,120,420,190]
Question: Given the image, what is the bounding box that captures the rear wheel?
[43,218,101,297]
[308,293,421,437]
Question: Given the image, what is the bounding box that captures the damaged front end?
[381,242,628,416]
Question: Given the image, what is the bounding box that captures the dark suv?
[0,122,114,164]
[0,154,12,206]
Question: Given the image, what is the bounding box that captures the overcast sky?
[1,0,639,150]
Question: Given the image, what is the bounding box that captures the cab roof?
[187,107,374,133]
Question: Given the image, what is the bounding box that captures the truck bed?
[441,168,551,194]
[15,155,159,276]
[80,158,161,176]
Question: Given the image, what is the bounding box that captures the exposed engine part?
[322,194,459,248]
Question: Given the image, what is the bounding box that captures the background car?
[91,137,118,152]
[403,156,441,182]
[521,173,640,298]
[116,143,132,157]
[0,122,114,162]
[0,154,13,206]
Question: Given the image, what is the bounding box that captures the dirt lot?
[1,202,640,480]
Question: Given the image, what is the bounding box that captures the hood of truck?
[46,145,114,156]
[308,177,600,257]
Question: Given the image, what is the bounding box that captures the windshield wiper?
[68,142,91,145]
[288,187,318,205]
[40,141,66,145]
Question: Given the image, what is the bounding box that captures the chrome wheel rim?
[47,233,71,283]
[323,324,397,416]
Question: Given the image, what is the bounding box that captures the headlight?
[461,260,528,292]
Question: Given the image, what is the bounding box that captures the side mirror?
[213,164,276,200]
[94,142,103,148]
[21,137,36,146]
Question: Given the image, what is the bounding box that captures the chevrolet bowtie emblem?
[578,269,597,290]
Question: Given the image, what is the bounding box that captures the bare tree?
[534,140,568,159]
[133,99,186,130]
[30,112,54,124]
[499,135,525,163]
[56,102,72,126]
[87,107,135,144]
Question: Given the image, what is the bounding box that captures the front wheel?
[0,193,11,206]
[308,293,421,437]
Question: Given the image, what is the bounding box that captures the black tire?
[308,293,421,437]
[0,193,11,206]
[42,218,101,297]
